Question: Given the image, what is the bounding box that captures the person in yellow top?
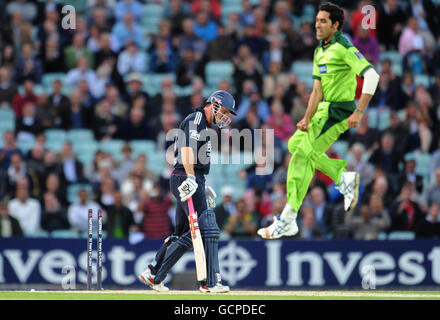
[258,2,380,239]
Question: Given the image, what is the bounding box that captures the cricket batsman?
[139,90,236,292]
[258,2,380,239]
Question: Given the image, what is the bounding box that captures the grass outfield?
[1,290,440,300]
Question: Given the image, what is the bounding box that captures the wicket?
[87,209,103,290]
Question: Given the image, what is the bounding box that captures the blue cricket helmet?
[206,90,236,115]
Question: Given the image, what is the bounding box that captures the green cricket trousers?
[286,101,356,212]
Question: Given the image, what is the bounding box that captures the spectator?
[298,205,324,240]
[369,132,402,175]
[43,173,67,207]
[5,151,40,199]
[106,189,137,238]
[206,24,235,62]
[235,87,269,122]
[96,85,128,120]
[16,102,43,140]
[234,55,264,95]
[345,195,391,240]
[8,178,41,234]
[223,199,258,239]
[96,176,117,209]
[65,57,98,95]
[348,113,381,151]
[57,142,85,185]
[347,143,375,187]
[94,32,118,68]
[399,16,424,58]
[116,107,153,140]
[0,200,23,237]
[113,0,143,22]
[398,159,424,194]
[350,0,378,39]
[41,191,69,232]
[175,47,204,87]
[178,18,207,60]
[214,186,236,230]
[193,10,218,43]
[352,25,379,65]
[377,0,407,50]
[0,131,21,171]
[111,12,143,49]
[190,0,221,21]
[142,183,172,239]
[263,64,289,99]
[421,167,440,208]
[382,111,409,156]
[389,182,425,232]
[12,80,38,118]
[67,188,104,232]
[364,173,396,208]
[63,33,95,71]
[117,41,148,76]
[416,203,440,238]
[15,42,43,84]
[308,186,333,236]
[266,99,294,142]
[47,79,71,128]
[239,0,255,27]
[149,37,177,74]
[7,0,37,23]
[405,0,437,52]
[0,67,18,108]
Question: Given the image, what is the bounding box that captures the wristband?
[355,108,364,114]
[187,174,196,181]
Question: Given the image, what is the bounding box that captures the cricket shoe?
[257,215,298,239]
[336,172,360,211]
[199,283,230,293]
[139,268,169,292]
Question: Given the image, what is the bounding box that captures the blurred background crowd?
[0,0,440,242]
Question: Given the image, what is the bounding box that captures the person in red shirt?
[190,0,221,20]
[12,80,38,118]
[142,183,172,239]
[350,0,378,39]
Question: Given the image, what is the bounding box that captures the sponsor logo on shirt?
[190,130,200,141]
[318,64,327,74]
[354,51,364,59]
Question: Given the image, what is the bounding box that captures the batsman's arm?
[181,146,196,176]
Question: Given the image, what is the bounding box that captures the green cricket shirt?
[312,30,373,103]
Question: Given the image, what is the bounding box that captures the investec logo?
[264,242,440,286]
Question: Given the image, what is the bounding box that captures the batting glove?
[205,185,217,208]
[178,174,198,202]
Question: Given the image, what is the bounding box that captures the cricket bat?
[187,197,207,281]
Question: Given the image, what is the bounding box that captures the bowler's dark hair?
[319,2,344,30]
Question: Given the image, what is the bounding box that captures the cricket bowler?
[258,2,380,239]
[139,90,236,292]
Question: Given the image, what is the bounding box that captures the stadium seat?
[67,183,93,204]
[205,62,234,91]
[42,73,66,91]
[140,73,176,96]
[0,118,15,131]
[221,2,243,25]
[147,151,166,175]
[141,3,165,26]
[72,141,98,159]
[99,139,125,161]
[0,108,15,122]
[377,232,387,240]
[51,229,80,239]
[24,230,50,238]
[60,0,87,13]
[387,231,415,240]
[17,138,36,154]
[379,51,402,65]
[377,108,391,131]
[291,61,314,90]
[45,140,65,153]
[332,140,349,158]
[67,129,95,142]
[367,108,378,128]
[414,74,431,88]
[131,140,156,158]
[45,129,67,143]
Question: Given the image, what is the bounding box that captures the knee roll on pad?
[199,209,220,238]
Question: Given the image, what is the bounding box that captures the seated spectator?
[0,131,21,171]
[416,203,440,238]
[7,0,37,23]
[178,18,207,60]
[16,102,43,141]
[347,143,375,187]
[57,142,85,185]
[234,56,264,96]
[290,81,309,124]
[96,176,117,209]
[15,42,43,84]
[263,63,289,99]
[352,25,379,65]
[93,99,122,140]
[117,41,148,76]
[12,80,38,118]
[113,0,143,22]
[8,178,41,235]
[116,107,153,140]
[111,12,143,49]
[149,37,177,74]
[223,199,258,239]
[142,183,172,239]
[369,132,402,175]
[63,33,95,71]
[235,87,269,122]
[106,189,137,238]
[175,47,204,87]
[266,100,294,142]
[215,185,236,230]
[273,152,291,186]
[68,188,104,232]
[239,0,255,27]
[190,0,221,20]
[42,35,64,73]
[421,167,440,210]
[193,11,218,43]
[307,186,333,236]
[363,173,396,207]
[345,195,391,240]
[389,182,425,232]
[382,111,409,156]
[46,79,70,126]
[298,205,324,240]
[206,24,234,62]
[5,151,40,199]
[41,191,69,232]
[65,57,98,94]
[236,25,266,60]
[43,173,67,207]
[0,66,18,108]
[398,16,424,58]
[398,159,424,195]
[0,200,23,237]
[348,113,381,152]
[94,32,118,67]
[124,73,150,107]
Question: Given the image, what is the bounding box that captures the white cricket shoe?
[199,283,230,293]
[257,215,299,239]
[336,172,360,211]
[139,268,169,292]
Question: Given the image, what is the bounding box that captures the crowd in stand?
[0,0,440,241]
